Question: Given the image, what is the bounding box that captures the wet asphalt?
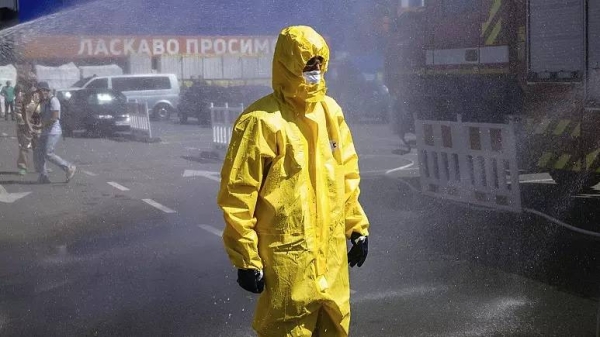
[0,118,598,337]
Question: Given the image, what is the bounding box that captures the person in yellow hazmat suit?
[217,25,370,337]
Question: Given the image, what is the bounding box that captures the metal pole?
[180,55,184,83]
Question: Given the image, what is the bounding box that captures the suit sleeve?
[217,113,275,270]
[336,104,370,238]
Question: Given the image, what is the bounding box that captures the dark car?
[178,82,271,125]
[61,88,130,136]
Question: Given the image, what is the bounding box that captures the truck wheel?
[153,103,172,121]
[549,171,600,190]
[179,112,188,124]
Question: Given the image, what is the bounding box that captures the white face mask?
[303,70,322,85]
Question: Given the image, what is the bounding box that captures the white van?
[62,74,180,120]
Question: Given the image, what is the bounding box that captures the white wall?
[127,54,152,74]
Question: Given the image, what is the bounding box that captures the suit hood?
[272,26,330,112]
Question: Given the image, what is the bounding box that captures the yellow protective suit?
[218,26,370,337]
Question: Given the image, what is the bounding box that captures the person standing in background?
[1,80,16,121]
[34,82,76,184]
[16,85,42,176]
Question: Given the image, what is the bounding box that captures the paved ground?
[0,117,598,337]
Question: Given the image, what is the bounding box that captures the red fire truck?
[384,0,600,211]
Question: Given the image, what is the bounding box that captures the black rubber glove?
[237,269,264,293]
[348,232,368,268]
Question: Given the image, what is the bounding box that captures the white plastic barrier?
[126,101,153,140]
[415,115,522,212]
[210,102,245,151]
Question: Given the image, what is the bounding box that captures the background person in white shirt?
[34,82,76,184]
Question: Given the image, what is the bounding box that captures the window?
[112,76,171,92]
[72,77,93,88]
[85,78,108,89]
[528,0,584,82]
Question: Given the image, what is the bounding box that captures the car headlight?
[96,115,114,119]
[64,92,72,99]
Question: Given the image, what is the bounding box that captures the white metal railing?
[210,102,245,151]
[126,101,152,139]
